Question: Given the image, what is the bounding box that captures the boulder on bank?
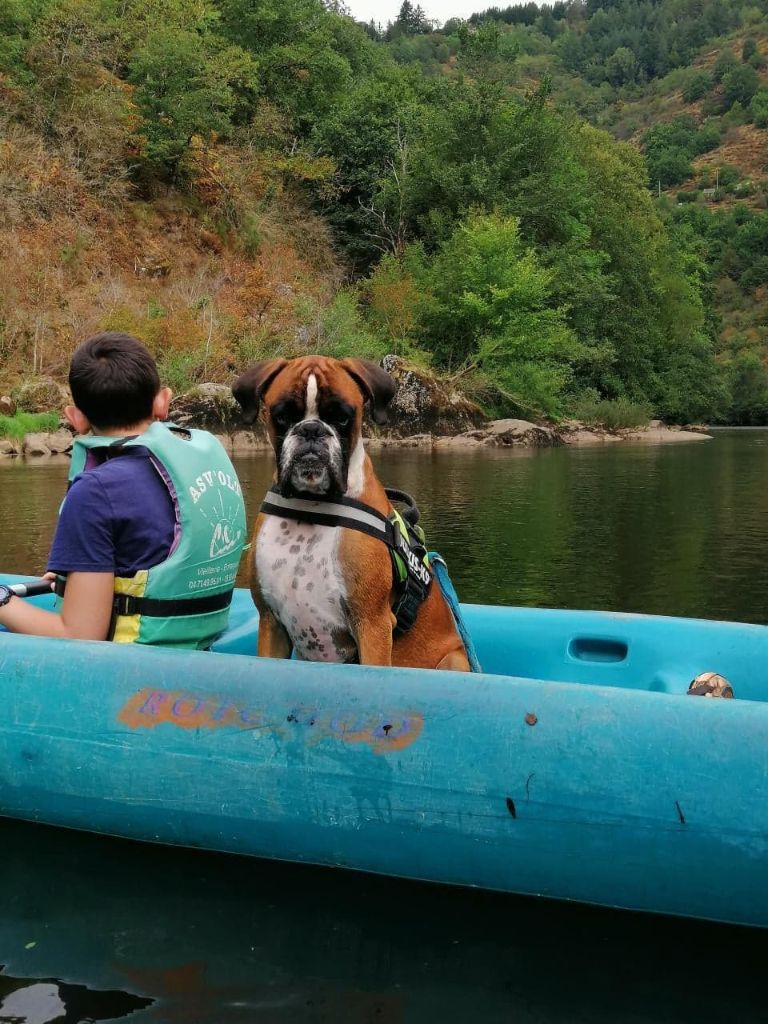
[14,377,69,413]
[0,396,16,417]
[171,384,270,451]
[22,430,73,457]
[558,419,712,445]
[170,383,243,434]
[436,418,562,448]
[45,428,75,454]
[374,356,486,437]
[23,433,52,457]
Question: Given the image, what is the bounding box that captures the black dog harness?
[260,487,432,636]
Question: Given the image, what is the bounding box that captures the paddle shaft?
[9,580,55,598]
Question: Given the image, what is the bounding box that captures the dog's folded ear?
[341,359,396,426]
[232,360,288,425]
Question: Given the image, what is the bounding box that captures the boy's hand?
[0,572,114,640]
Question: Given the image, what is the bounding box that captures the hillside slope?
[0,0,756,424]
[381,0,768,420]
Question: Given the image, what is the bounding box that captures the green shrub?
[0,411,60,441]
[722,65,760,108]
[569,394,654,430]
[682,71,712,103]
[750,88,768,127]
[718,164,741,190]
[742,37,758,63]
[292,291,389,363]
[677,190,699,203]
[156,348,211,395]
[712,49,739,84]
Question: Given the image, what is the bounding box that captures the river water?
[1,430,767,1021]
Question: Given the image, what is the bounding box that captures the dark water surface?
[5,428,768,620]
[1,430,768,1022]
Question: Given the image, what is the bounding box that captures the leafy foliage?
[1,0,767,423]
[0,412,60,441]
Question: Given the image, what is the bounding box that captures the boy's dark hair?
[69,332,160,429]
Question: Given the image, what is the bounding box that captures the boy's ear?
[152,387,173,421]
[64,405,91,435]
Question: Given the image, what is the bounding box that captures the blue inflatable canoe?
[1,574,766,928]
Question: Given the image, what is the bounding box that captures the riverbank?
[365,418,711,450]
[0,364,711,458]
[0,415,711,459]
[9,422,711,458]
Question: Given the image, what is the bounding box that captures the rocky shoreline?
[0,414,711,460]
[0,360,712,458]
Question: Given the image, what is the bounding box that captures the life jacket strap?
[54,577,233,617]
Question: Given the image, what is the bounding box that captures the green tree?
[393,0,430,36]
[606,46,639,86]
[682,70,711,103]
[722,64,760,108]
[648,147,693,186]
[750,88,768,127]
[712,49,738,83]
[727,350,768,424]
[129,27,258,179]
[742,37,758,62]
[415,213,586,415]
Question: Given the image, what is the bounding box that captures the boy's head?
[67,332,170,432]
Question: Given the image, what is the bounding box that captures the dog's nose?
[295,419,328,440]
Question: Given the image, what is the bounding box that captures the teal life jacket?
[56,422,247,649]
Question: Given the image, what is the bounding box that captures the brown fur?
[236,356,471,672]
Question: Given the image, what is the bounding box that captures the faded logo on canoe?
[118,687,423,754]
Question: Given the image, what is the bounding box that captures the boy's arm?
[0,573,114,640]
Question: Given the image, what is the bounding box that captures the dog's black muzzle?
[293,419,334,441]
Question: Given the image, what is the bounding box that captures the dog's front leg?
[257,608,293,659]
[354,613,395,667]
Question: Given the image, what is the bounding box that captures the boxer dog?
[233,356,471,671]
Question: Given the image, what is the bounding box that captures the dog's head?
[232,357,395,498]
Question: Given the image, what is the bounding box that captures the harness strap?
[262,490,395,543]
[260,487,432,635]
[54,578,233,617]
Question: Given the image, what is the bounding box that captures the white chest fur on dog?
[255,515,357,662]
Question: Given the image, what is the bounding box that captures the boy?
[0,332,247,648]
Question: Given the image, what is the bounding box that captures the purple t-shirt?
[48,449,176,577]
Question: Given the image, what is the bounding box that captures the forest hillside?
[2,0,767,424]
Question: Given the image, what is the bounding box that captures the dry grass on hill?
[0,122,340,395]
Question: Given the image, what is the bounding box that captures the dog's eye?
[272,406,296,429]
[326,406,352,429]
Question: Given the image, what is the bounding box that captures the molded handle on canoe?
[568,636,628,663]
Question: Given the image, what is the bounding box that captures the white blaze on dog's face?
[276,373,347,497]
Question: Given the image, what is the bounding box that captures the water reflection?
[0,818,766,1023]
[2,431,768,622]
[0,975,151,1023]
[2,435,768,1021]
